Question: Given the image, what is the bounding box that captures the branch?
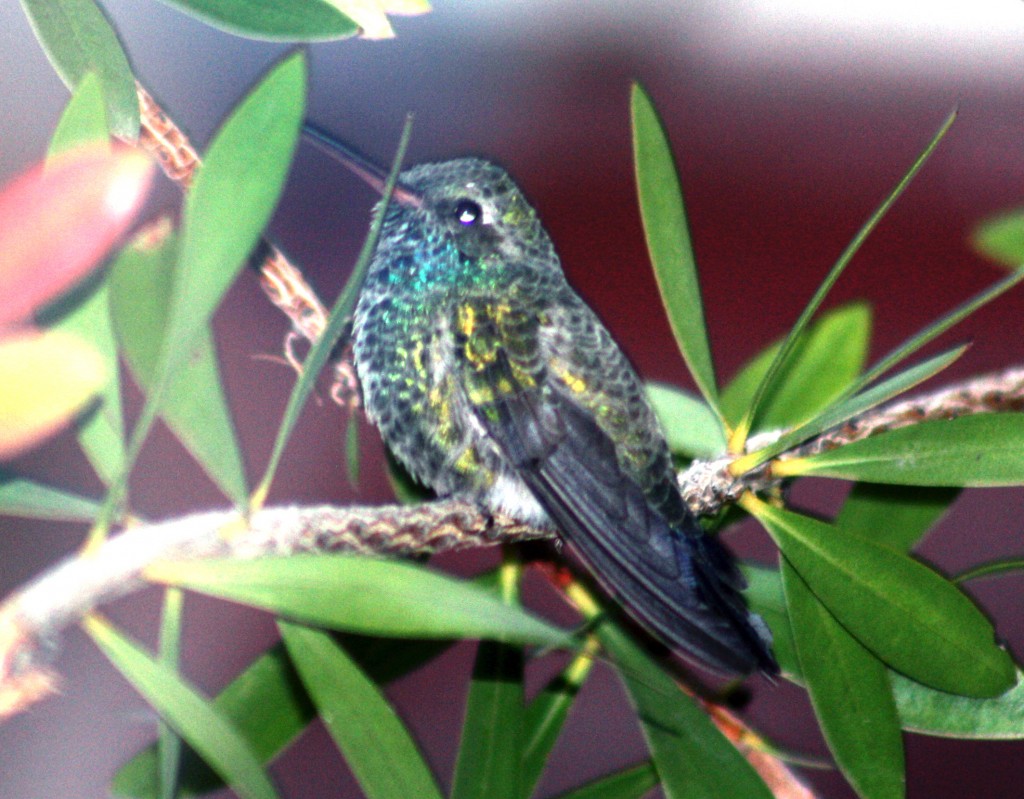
[795,365,1024,453]
[0,499,545,717]
[680,365,1024,515]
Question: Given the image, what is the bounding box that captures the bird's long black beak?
[303,123,422,208]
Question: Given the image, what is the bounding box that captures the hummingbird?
[306,125,777,676]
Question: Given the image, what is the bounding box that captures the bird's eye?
[454,199,483,226]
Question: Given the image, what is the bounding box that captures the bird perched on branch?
[307,125,777,675]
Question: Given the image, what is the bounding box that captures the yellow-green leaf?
[0,331,105,459]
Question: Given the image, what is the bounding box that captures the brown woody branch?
[0,499,545,718]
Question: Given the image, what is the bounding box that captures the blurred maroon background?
[3,2,1024,797]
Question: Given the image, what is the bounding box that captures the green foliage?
[783,560,905,799]
[787,414,1024,486]
[521,647,597,797]
[632,83,722,421]
[279,622,444,799]
[255,114,414,499]
[148,555,573,647]
[720,302,870,430]
[86,616,280,799]
[756,343,967,468]
[450,562,526,799]
[20,0,138,138]
[834,483,959,552]
[893,669,1024,739]
[100,49,306,526]
[156,0,358,41]
[597,612,774,799]
[973,208,1024,269]
[551,763,658,799]
[110,229,247,503]
[729,110,956,447]
[645,382,727,458]
[113,637,453,796]
[751,498,1015,697]
[46,73,126,486]
[157,588,185,799]
[0,472,101,521]
[8,8,1024,799]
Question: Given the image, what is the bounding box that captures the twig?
[793,365,1024,455]
[679,365,1024,515]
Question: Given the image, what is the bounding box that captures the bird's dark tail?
[478,377,778,675]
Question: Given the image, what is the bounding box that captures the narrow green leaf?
[158,589,185,799]
[721,303,870,430]
[451,559,525,799]
[168,52,305,386]
[45,73,125,486]
[113,645,314,798]
[598,619,773,799]
[521,646,597,798]
[257,115,413,497]
[973,209,1024,269]
[53,276,125,487]
[748,344,966,469]
[385,449,433,504]
[812,482,959,706]
[783,559,905,799]
[102,52,305,523]
[157,0,358,42]
[632,83,721,418]
[740,564,799,679]
[279,622,443,799]
[0,472,99,521]
[450,640,525,799]
[735,259,1022,483]
[48,71,111,154]
[20,0,139,138]
[752,261,1024,472]
[955,558,1024,584]
[345,412,361,486]
[109,227,247,505]
[742,567,1024,740]
[112,638,452,797]
[550,762,658,799]
[734,110,956,444]
[893,670,1024,740]
[645,383,726,458]
[836,484,959,552]
[747,499,1016,697]
[782,414,1024,486]
[148,555,572,649]
[852,269,1024,397]
[85,616,279,799]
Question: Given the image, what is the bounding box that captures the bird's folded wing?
[454,303,775,673]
